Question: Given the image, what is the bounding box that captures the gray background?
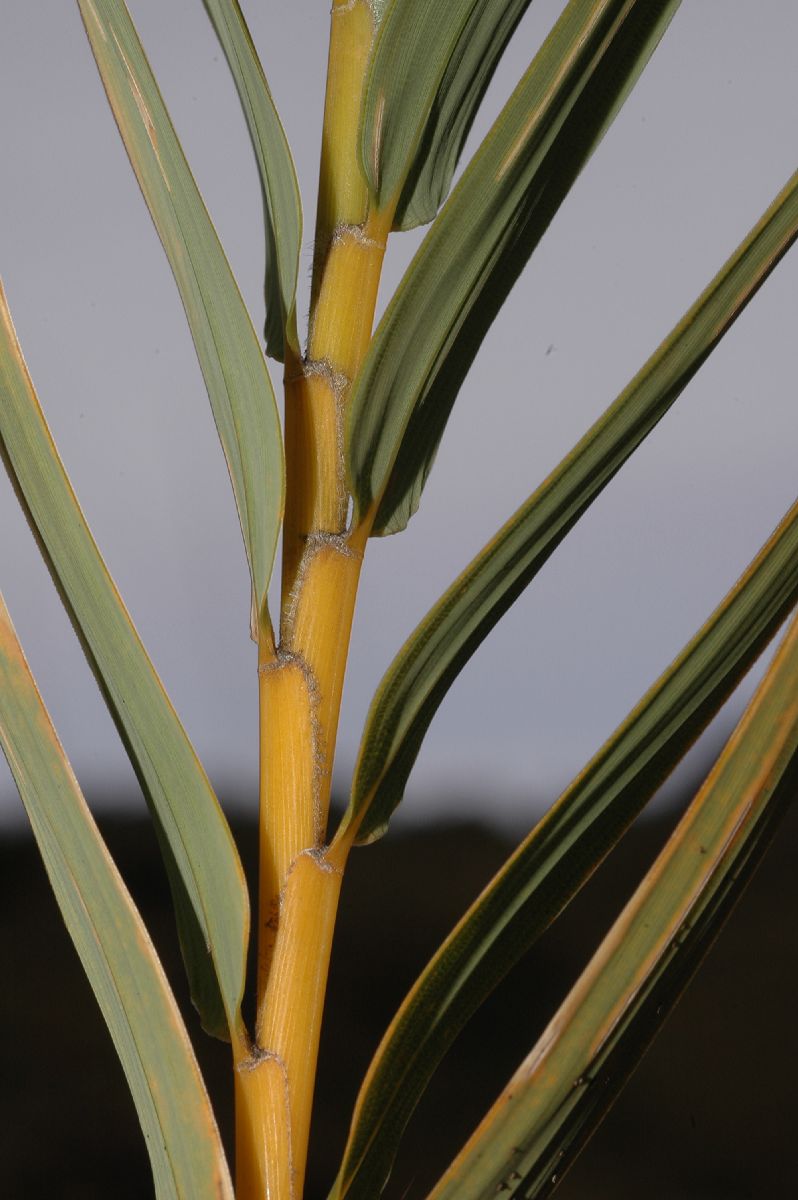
[1,1,796,829]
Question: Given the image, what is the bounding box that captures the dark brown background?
[2,792,796,1199]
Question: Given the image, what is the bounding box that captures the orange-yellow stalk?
[256,657,317,997]
[234,2,397,1196]
[281,213,391,609]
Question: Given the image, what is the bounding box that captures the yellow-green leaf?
[329,495,798,1200]
[79,0,284,638]
[0,595,234,1200]
[343,168,798,847]
[428,605,798,1200]
[203,0,302,361]
[361,0,533,228]
[0,280,247,1041]
[348,0,681,535]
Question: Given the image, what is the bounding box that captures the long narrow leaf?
[348,0,681,535]
[0,595,234,1200]
[330,494,798,1200]
[203,0,302,361]
[79,0,284,637]
[427,606,798,1200]
[343,169,798,845]
[0,281,247,1040]
[361,0,533,228]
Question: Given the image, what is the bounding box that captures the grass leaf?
[0,280,248,1041]
[427,606,798,1200]
[361,0,533,228]
[343,169,798,846]
[0,595,234,1200]
[330,495,798,1199]
[348,0,681,536]
[79,0,284,639]
[203,0,302,361]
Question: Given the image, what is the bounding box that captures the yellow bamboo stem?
[288,527,368,815]
[281,211,391,609]
[257,656,318,1003]
[233,1039,293,1200]
[309,222,388,377]
[282,0,388,607]
[282,360,345,610]
[237,5,398,1196]
[314,0,375,276]
[255,845,348,1199]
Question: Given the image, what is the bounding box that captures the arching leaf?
[427,607,798,1199]
[203,0,302,360]
[330,495,798,1200]
[79,0,284,638]
[343,168,798,845]
[361,0,533,228]
[347,0,681,536]
[0,595,234,1200]
[0,281,248,1041]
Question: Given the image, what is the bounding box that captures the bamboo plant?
[1,2,797,1197]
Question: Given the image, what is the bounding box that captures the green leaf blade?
[0,280,248,1040]
[0,595,234,1200]
[362,0,533,225]
[330,495,798,1200]
[203,0,302,361]
[345,168,798,845]
[79,0,284,637]
[348,0,681,536]
[427,607,798,1200]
